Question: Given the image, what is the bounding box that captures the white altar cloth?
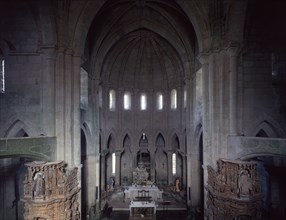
[124,185,163,201]
[129,200,157,216]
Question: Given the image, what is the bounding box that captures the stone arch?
[253,120,280,138]
[4,120,32,138]
[0,38,16,55]
[106,129,118,151]
[138,130,149,149]
[245,112,286,138]
[120,128,134,148]
[81,122,92,153]
[171,133,180,150]
[193,123,203,161]
[155,132,165,148]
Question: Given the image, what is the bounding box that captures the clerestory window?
[109,90,116,111]
[171,89,177,109]
[140,93,147,110]
[157,92,163,110]
[172,153,176,175]
[124,91,131,110]
[112,152,116,175]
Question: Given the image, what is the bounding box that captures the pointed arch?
[252,120,280,138]
[107,133,116,151]
[106,128,118,151]
[171,133,180,150]
[121,128,134,148]
[4,120,30,138]
[123,134,131,149]
[139,132,148,148]
[155,133,165,148]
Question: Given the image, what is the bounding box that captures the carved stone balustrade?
[206,159,262,219]
[22,161,80,220]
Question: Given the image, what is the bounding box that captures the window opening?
[157,93,163,110]
[183,89,187,108]
[109,90,116,110]
[141,93,147,110]
[124,91,131,110]
[172,153,176,175]
[112,153,116,175]
[171,89,177,109]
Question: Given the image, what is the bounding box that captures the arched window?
[172,153,176,175]
[124,91,131,110]
[0,58,5,93]
[183,88,187,108]
[112,152,116,175]
[109,90,116,110]
[171,89,177,109]
[156,92,163,110]
[140,93,147,110]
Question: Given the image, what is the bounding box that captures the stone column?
[197,53,210,209]
[181,152,187,189]
[167,151,173,185]
[115,150,122,187]
[228,44,240,135]
[150,150,155,182]
[186,153,192,206]
[100,151,108,191]
[41,48,56,137]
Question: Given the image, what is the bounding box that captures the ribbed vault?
[87,0,198,88]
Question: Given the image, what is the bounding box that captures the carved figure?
[174,177,180,192]
[239,169,252,195]
[108,177,114,191]
[33,172,45,197]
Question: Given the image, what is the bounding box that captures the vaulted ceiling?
[86,0,198,89]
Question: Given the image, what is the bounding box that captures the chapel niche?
[22,161,80,220]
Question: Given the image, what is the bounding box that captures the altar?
[124,184,163,201]
[125,164,163,217]
[130,200,157,217]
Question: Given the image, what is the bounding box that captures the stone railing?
[228,136,286,160]
[0,136,56,161]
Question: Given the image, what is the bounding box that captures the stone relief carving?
[22,161,80,220]
[206,159,262,220]
[33,172,45,197]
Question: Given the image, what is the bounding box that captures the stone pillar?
[186,153,192,206]
[167,151,173,185]
[53,51,82,218]
[115,150,122,187]
[228,44,240,135]
[197,53,210,209]
[41,48,56,137]
[182,152,187,189]
[150,150,155,182]
[100,152,107,191]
